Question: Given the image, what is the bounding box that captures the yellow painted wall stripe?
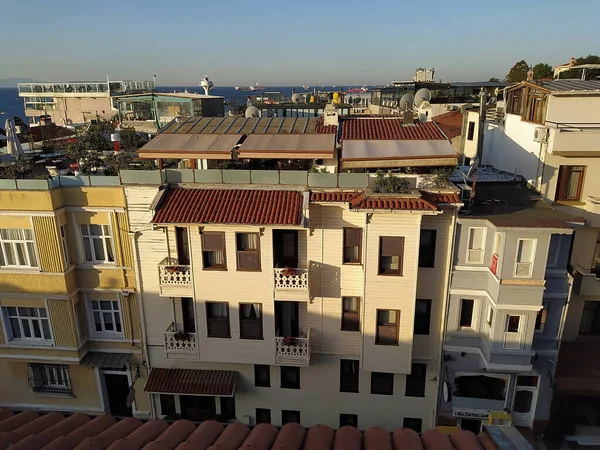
[47,298,78,348]
[32,216,65,273]
[117,212,133,268]
[121,294,133,340]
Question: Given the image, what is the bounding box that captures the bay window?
[80,224,114,263]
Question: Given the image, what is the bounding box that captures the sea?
[0,85,350,126]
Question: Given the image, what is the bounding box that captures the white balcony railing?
[273,268,308,290]
[165,323,197,355]
[158,257,191,286]
[503,332,522,350]
[275,328,311,366]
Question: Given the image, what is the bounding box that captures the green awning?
[82,352,130,369]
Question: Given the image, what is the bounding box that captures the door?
[180,395,216,421]
[181,297,196,333]
[512,375,539,427]
[275,301,299,337]
[175,227,190,265]
[104,373,132,417]
[273,230,298,268]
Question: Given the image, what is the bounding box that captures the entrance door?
[181,297,196,333]
[175,227,190,265]
[275,301,299,337]
[180,395,216,421]
[273,230,298,268]
[104,373,132,417]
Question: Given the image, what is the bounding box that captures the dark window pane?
[339,413,358,428]
[419,230,437,268]
[403,417,422,433]
[160,394,176,416]
[513,390,533,414]
[220,397,236,420]
[282,410,300,425]
[254,365,270,387]
[459,300,474,327]
[414,299,431,335]
[281,366,300,389]
[256,408,271,424]
[405,363,426,397]
[340,359,359,393]
[370,372,394,395]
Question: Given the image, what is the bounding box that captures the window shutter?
[344,228,362,247]
[237,251,260,270]
[343,312,359,331]
[380,237,404,257]
[203,232,225,251]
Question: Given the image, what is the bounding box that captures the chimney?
[403,110,414,125]
[527,70,534,81]
[570,57,576,66]
[323,103,339,127]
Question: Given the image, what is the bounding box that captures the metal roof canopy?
[341,139,457,161]
[237,134,336,159]
[82,351,130,369]
[137,133,241,159]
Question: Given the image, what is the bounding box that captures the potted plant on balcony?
[282,266,296,276]
[165,265,181,274]
[282,336,298,346]
[173,331,191,341]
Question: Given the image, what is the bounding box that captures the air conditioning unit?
[533,127,548,143]
[515,262,532,277]
[467,249,483,263]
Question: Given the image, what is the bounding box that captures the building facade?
[0,179,149,417]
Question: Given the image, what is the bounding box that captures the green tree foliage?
[506,60,530,82]
[373,171,410,194]
[120,126,147,151]
[559,55,600,80]
[532,63,553,80]
[488,77,500,82]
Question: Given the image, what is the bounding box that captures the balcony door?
[181,297,196,333]
[175,227,190,265]
[273,230,298,268]
[275,301,299,338]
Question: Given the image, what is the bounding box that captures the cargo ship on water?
[234,82,266,92]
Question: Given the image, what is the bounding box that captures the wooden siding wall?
[32,216,65,273]
[47,298,78,348]
[116,212,134,268]
[121,294,140,341]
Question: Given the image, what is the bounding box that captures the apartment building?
[462,79,600,440]
[0,177,149,417]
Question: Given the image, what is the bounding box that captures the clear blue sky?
[2,0,599,86]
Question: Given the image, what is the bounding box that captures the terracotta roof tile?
[314,117,338,134]
[153,189,304,225]
[0,412,64,448]
[363,427,392,450]
[42,415,116,450]
[271,423,306,450]
[240,423,278,449]
[434,111,464,139]
[0,411,39,433]
[106,419,169,450]
[339,119,446,141]
[10,413,90,450]
[421,192,462,204]
[310,191,360,203]
[142,420,196,450]
[144,368,239,396]
[333,426,362,450]
[304,425,334,450]
[392,429,422,449]
[350,195,438,211]
[207,422,250,450]
[175,420,223,450]
[75,417,143,450]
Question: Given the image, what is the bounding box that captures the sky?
[2,0,599,86]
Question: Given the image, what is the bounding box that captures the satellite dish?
[399,93,414,111]
[291,93,301,104]
[414,88,432,106]
[245,106,261,118]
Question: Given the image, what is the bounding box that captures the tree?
[532,63,553,80]
[559,54,600,80]
[119,126,147,151]
[506,60,530,83]
[488,77,500,82]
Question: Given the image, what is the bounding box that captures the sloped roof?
[310,191,439,212]
[433,111,464,139]
[144,369,238,396]
[340,119,447,141]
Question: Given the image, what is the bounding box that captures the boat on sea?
[235,82,266,92]
[344,86,369,94]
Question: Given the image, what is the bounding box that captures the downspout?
[130,230,156,419]
[360,213,369,367]
[320,206,324,348]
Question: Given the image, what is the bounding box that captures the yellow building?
[0,179,149,417]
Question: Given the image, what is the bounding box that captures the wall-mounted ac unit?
[515,262,532,277]
[467,249,483,263]
[533,127,548,143]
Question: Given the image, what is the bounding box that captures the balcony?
[273,267,310,301]
[165,323,198,358]
[572,266,600,297]
[158,257,193,297]
[503,332,523,350]
[275,328,312,367]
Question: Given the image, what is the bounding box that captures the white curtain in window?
[241,304,261,318]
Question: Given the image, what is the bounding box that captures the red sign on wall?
[490,254,499,276]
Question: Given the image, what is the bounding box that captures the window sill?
[78,263,118,270]
[341,329,360,333]
[375,342,399,346]
[207,335,231,339]
[33,391,74,399]
[280,386,300,390]
[342,262,362,266]
[88,335,125,342]
[377,272,403,277]
[202,267,228,271]
[239,336,264,340]
[8,340,53,348]
[418,266,435,269]
[236,269,262,272]
[0,267,41,274]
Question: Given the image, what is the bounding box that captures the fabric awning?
[82,352,130,369]
[137,134,241,159]
[144,368,238,397]
[341,139,457,164]
[237,134,335,159]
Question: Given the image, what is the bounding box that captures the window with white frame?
[60,225,69,265]
[467,228,486,264]
[3,307,51,341]
[515,239,536,277]
[90,300,122,334]
[80,224,114,263]
[547,235,560,268]
[505,315,522,333]
[0,229,38,268]
[28,363,72,395]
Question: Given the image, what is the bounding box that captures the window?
[515,239,536,277]
[547,234,560,268]
[341,297,360,332]
[343,228,362,264]
[493,232,503,256]
[220,397,236,420]
[466,228,486,264]
[202,232,226,270]
[403,418,422,433]
[60,225,69,265]
[281,366,300,389]
[506,315,521,333]
[370,372,394,395]
[376,309,400,345]
[556,165,585,201]
[339,414,358,428]
[254,365,270,387]
[405,363,427,397]
[378,237,404,275]
[4,307,51,341]
[256,408,271,424]
[206,302,230,338]
[236,233,260,271]
[0,229,38,268]
[282,410,300,425]
[507,88,524,115]
[522,87,548,124]
[459,299,474,328]
[239,303,263,339]
[467,121,475,141]
[160,394,176,416]
[535,303,549,332]
[579,301,600,336]
[486,305,494,326]
[340,359,359,393]
[414,299,431,335]
[80,224,114,263]
[419,230,437,268]
[91,300,122,334]
[28,364,71,395]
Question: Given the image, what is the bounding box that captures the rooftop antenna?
[399,93,415,111]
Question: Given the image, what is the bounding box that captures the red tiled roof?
[144,369,238,396]
[153,188,304,225]
[310,191,361,203]
[350,195,438,211]
[0,411,532,450]
[422,192,462,204]
[339,119,446,141]
[433,111,463,139]
[315,116,338,134]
